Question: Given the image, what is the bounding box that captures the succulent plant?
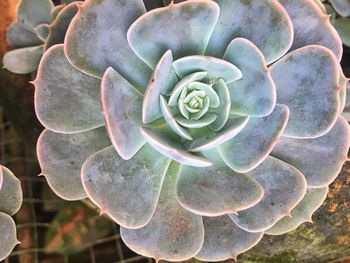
[33,0,350,261]
[0,165,23,261]
[3,0,80,74]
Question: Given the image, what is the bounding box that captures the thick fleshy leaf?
[224,38,276,117]
[16,0,54,28]
[271,45,340,138]
[34,45,103,133]
[121,162,204,261]
[173,56,242,84]
[218,104,289,173]
[314,0,327,13]
[3,46,43,74]
[339,68,348,113]
[127,0,220,68]
[37,128,110,201]
[343,83,350,120]
[0,212,19,261]
[230,157,307,233]
[189,115,249,152]
[65,0,151,88]
[340,87,346,114]
[35,24,49,42]
[332,18,350,47]
[279,0,342,61]
[195,216,263,261]
[329,0,350,17]
[187,82,220,108]
[160,96,193,140]
[45,2,79,50]
[82,145,171,229]
[140,126,212,167]
[0,166,22,216]
[101,67,145,160]
[168,72,207,107]
[176,114,217,129]
[176,150,263,216]
[272,117,350,188]
[209,79,231,131]
[51,4,66,20]
[266,187,328,235]
[6,21,42,48]
[142,50,178,124]
[206,0,293,64]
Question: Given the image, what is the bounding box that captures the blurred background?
[1,0,350,262]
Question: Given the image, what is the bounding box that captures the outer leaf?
[37,128,111,201]
[81,145,171,229]
[16,0,54,28]
[206,0,293,64]
[140,126,212,167]
[224,38,276,117]
[218,104,289,173]
[329,0,350,17]
[35,24,49,42]
[0,166,23,216]
[343,83,350,121]
[266,187,328,235]
[34,44,104,133]
[127,0,220,68]
[45,2,80,50]
[173,55,242,84]
[0,212,19,261]
[6,21,42,48]
[64,0,152,89]
[121,162,204,262]
[142,50,178,124]
[3,46,43,74]
[101,67,145,160]
[51,4,66,20]
[195,216,263,261]
[272,117,350,188]
[279,0,342,61]
[230,157,307,233]
[176,150,263,216]
[338,67,348,113]
[332,18,350,47]
[270,45,340,138]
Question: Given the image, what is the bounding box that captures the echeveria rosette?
[3,0,80,74]
[34,0,350,261]
[0,165,22,261]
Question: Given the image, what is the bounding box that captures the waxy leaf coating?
[29,0,348,261]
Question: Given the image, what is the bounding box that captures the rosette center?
[178,81,219,121]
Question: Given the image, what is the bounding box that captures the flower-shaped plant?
[0,165,22,261]
[3,0,80,74]
[34,0,350,261]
